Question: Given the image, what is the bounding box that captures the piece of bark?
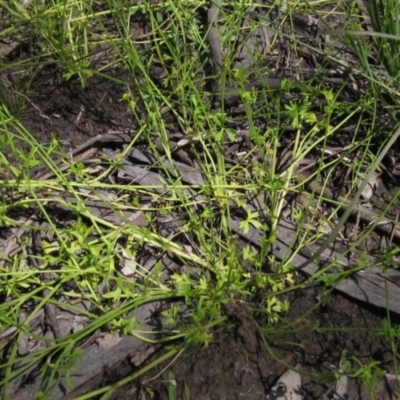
[230,215,400,315]
[12,301,163,400]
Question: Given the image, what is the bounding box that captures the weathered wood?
[231,216,400,315]
[12,302,162,400]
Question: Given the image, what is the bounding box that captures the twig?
[13,90,52,124]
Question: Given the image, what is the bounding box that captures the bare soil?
[104,288,400,400]
[20,69,137,148]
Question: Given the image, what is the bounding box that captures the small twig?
[13,90,52,124]
[30,132,132,180]
[207,1,281,105]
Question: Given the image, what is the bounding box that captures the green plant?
[350,356,386,399]
[366,0,400,81]
[1,0,400,398]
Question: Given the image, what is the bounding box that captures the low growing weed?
[1,0,400,398]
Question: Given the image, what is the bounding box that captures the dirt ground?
[6,64,400,400]
[105,287,400,400]
[20,69,137,148]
